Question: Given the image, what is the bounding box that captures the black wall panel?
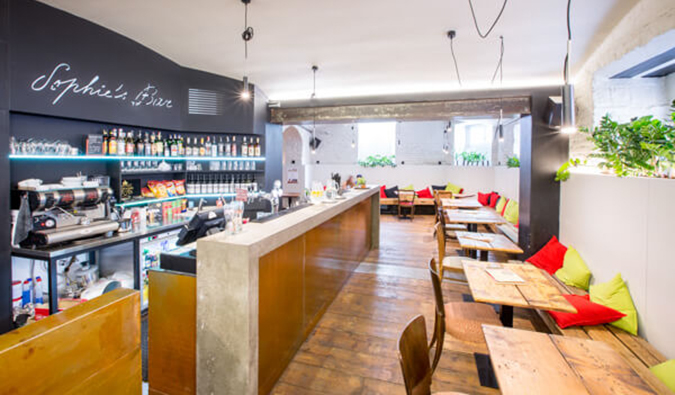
[0,0,11,334]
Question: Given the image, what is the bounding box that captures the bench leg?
[500,305,514,327]
[480,250,488,261]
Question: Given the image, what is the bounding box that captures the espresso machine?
[21,187,119,247]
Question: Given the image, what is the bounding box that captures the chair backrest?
[398,315,432,395]
[436,190,453,200]
[399,190,415,203]
[435,222,446,266]
[429,258,446,319]
[0,288,141,394]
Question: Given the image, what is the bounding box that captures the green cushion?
[401,184,414,191]
[495,197,508,214]
[650,359,675,393]
[555,247,592,290]
[445,182,462,194]
[503,200,519,225]
[589,273,638,335]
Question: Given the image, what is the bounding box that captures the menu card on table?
[485,268,525,284]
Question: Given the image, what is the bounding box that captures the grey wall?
[0,0,11,333]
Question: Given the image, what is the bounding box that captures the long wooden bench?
[535,271,672,394]
[0,288,141,394]
[380,197,434,206]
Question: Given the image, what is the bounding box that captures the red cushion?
[380,185,386,199]
[488,192,500,208]
[548,294,626,328]
[459,188,464,194]
[477,192,490,206]
[416,188,433,199]
[526,236,567,274]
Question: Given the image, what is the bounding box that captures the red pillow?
[548,294,626,328]
[526,236,567,274]
[477,192,490,206]
[488,192,500,208]
[380,185,386,199]
[416,188,433,199]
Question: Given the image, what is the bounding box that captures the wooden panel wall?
[258,198,372,394]
[0,288,141,394]
[148,270,197,395]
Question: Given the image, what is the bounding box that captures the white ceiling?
[40,0,636,101]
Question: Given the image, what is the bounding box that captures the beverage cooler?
[138,229,182,310]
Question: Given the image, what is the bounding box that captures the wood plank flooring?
[272,215,546,394]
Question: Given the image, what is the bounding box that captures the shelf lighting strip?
[9,154,266,162]
[117,193,237,208]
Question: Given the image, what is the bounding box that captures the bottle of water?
[34,276,44,304]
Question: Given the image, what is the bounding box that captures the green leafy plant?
[506,156,520,168]
[457,151,487,166]
[581,101,675,178]
[555,158,585,182]
[358,154,396,168]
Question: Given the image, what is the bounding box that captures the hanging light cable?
[561,0,576,134]
[447,30,462,86]
[468,0,509,39]
[240,0,254,100]
[311,65,318,154]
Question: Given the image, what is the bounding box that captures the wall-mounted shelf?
[9,154,266,162]
[117,193,237,208]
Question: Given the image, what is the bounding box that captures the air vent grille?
[188,88,225,115]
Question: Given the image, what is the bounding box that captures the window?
[357,122,396,162]
[512,123,521,159]
[453,119,495,161]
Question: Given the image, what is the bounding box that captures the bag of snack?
[174,180,186,195]
[164,181,177,197]
[141,187,154,198]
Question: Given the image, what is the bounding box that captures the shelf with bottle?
[117,194,239,208]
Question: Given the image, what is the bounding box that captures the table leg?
[468,223,477,232]
[474,353,499,389]
[500,305,513,327]
[48,258,58,315]
[133,240,141,290]
[480,250,488,261]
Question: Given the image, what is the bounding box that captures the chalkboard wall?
[9,0,257,134]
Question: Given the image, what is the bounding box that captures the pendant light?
[311,65,318,155]
[561,0,576,134]
[492,36,505,143]
[351,124,356,149]
[442,121,451,154]
[240,0,254,100]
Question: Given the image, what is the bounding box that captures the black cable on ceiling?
[468,0,509,39]
[491,35,504,85]
[448,33,463,86]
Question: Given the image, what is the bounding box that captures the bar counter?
[196,186,380,394]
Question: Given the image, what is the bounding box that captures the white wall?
[560,173,675,359]
[493,167,519,201]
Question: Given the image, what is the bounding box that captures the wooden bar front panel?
[258,198,373,394]
[148,270,197,395]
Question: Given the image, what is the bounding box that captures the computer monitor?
[176,209,226,246]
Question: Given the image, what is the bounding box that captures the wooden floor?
[271,215,546,394]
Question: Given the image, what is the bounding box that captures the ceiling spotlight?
[498,124,504,142]
[241,76,251,100]
[240,0,254,101]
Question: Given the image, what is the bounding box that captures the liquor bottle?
[127,131,135,156]
[117,129,126,156]
[150,132,157,156]
[206,136,212,157]
[144,132,152,156]
[211,136,218,157]
[248,138,255,157]
[242,137,248,157]
[225,136,231,156]
[185,137,192,157]
[108,129,117,155]
[170,134,178,157]
[102,129,108,155]
[218,137,224,157]
[156,132,164,157]
[136,132,144,156]
[163,134,171,157]
[255,137,261,157]
[178,135,185,157]
[199,138,206,156]
[231,136,237,157]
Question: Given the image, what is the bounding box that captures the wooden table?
[445,208,506,232]
[452,193,476,199]
[482,325,658,395]
[441,198,482,209]
[462,261,576,327]
[456,231,523,261]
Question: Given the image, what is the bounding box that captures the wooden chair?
[436,199,467,239]
[428,259,502,372]
[398,190,416,219]
[435,222,473,282]
[398,315,466,395]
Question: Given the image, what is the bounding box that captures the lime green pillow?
[445,182,462,194]
[650,359,675,393]
[495,197,508,214]
[555,247,591,290]
[589,273,638,335]
[401,184,414,191]
[503,200,519,225]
